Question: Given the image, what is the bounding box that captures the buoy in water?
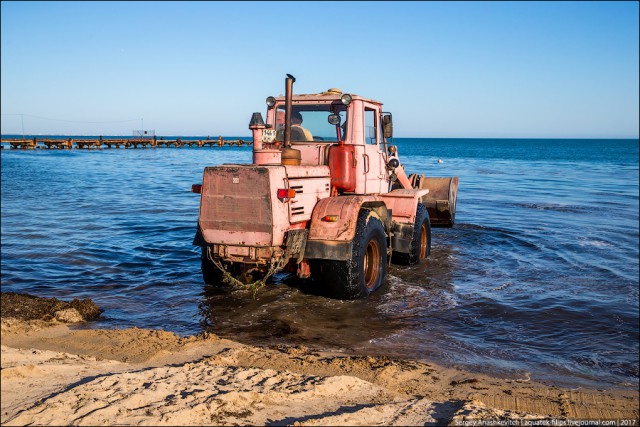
[437,159,444,163]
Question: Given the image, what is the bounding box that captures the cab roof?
[274,88,381,105]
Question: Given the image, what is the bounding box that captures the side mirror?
[383,114,393,139]
[328,114,341,125]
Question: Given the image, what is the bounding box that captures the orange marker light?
[277,188,296,200]
[322,215,339,222]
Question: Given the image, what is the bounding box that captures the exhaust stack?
[281,74,301,165]
[284,74,294,148]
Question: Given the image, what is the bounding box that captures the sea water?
[1,137,638,389]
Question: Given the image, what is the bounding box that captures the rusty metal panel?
[283,165,331,223]
[287,177,331,223]
[283,165,330,178]
[308,195,382,242]
[417,176,459,227]
[200,166,278,246]
[379,188,429,224]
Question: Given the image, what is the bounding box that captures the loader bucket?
[410,175,459,227]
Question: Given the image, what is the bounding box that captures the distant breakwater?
[0,136,252,149]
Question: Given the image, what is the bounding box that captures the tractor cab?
[252,88,393,196]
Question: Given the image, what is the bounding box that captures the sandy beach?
[1,293,638,426]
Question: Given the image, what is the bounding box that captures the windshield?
[275,104,347,142]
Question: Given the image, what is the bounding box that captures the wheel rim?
[363,238,381,290]
[419,223,428,259]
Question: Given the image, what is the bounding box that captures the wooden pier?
[0,136,253,150]
[41,138,74,149]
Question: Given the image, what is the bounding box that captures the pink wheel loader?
[193,75,458,299]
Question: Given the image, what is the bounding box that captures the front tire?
[393,203,431,265]
[313,210,387,299]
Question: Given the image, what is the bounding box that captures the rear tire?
[312,210,387,299]
[393,203,431,265]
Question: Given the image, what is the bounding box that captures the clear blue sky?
[1,1,638,138]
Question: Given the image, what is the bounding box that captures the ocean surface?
[1,137,638,389]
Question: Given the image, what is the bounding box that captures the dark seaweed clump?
[0,292,103,321]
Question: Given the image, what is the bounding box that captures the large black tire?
[393,203,431,265]
[312,210,387,299]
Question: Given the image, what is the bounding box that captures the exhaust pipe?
[281,74,301,166]
[284,74,295,148]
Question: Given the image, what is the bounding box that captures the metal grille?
[200,167,273,234]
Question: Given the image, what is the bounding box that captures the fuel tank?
[328,144,356,192]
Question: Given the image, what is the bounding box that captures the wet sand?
[1,293,638,426]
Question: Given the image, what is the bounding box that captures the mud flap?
[410,175,459,227]
[285,229,309,264]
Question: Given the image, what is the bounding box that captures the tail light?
[277,188,296,201]
[191,184,202,193]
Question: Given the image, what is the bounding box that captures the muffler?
[281,73,301,166]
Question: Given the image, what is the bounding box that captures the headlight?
[266,96,276,107]
[340,93,352,106]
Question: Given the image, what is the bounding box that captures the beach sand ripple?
[1,293,638,426]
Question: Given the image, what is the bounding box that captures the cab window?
[275,104,347,142]
[364,108,378,145]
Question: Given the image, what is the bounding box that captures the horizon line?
[1,133,638,141]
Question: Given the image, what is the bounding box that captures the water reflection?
[197,237,459,354]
